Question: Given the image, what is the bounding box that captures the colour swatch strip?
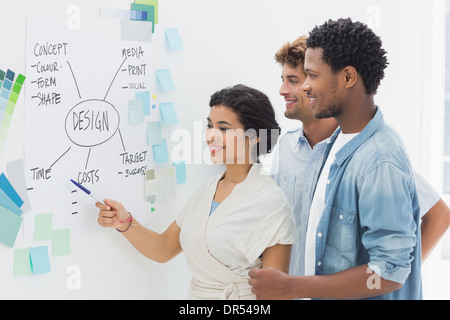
[0,69,25,156]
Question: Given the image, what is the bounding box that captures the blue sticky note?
[30,246,51,275]
[156,69,176,92]
[135,91,151,116]
[0,206,22,247]
[128,99,145,125]
[147,121,163,146]
[0,188,22,216]
[0,173,24,208]
[160,102,179,125]
[153,140,169,164]
[165,28,184,51]
[173,161,187,184]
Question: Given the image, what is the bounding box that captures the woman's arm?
[96,199,182,263]
[421,199,450,262]
[261,244,292,273]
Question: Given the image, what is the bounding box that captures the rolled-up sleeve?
[359,161,419,285]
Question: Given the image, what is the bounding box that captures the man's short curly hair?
[307,18,388,95]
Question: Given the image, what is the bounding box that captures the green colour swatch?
[15,74,25,86]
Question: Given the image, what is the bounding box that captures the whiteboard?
[0,0,438,299]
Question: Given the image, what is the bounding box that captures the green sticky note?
[52,229,71,256]
[34,213,53,241]
[0,206,23,247]
[15,74,25,86]
[0,70,5,81]
[14,248,32,276]
[135,0,158,24]
[131,3,155,33]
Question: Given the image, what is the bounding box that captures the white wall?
[0,0,448,299]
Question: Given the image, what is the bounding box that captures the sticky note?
[147,121,163,146]
[30,246,51,275]
[153,139,169,164]
[52,229,71,256]
[128,99,144,125]
[0,188,22,216]
[160,102,179,125]
[131,3,155,32]
[0,70,5,81]
[165,28,184,51]
[135,0,158,24]
[0,206,22,247]
[135,91,151,116]
[6,159,31,213]
[156,69,176,92]
[121,19,153,43]
[0,173,24,208]
[14,248,32,277]
[34,213,53,241]
[173,161,187,184]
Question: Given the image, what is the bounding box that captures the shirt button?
[339,215,344,220]
[327,180,331,185]
[317,261,322,267]
[317,232,323,238]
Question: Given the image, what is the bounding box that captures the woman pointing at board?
[96,85,295,300]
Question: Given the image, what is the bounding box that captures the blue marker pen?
[70,179,105,204]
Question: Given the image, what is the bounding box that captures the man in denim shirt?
[250,18,422,299]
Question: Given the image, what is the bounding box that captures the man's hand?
[248,267,293,300]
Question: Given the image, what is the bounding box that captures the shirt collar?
[329,107,384,166]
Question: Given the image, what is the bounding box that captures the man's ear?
[343,66,358,89]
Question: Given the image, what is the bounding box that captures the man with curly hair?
[250,18,423,300]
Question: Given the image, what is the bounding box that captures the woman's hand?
[96,199,131,230]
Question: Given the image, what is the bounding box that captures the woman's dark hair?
[209,84,281,158]
[307,18,388,95]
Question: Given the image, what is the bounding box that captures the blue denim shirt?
[308,108,422,300]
